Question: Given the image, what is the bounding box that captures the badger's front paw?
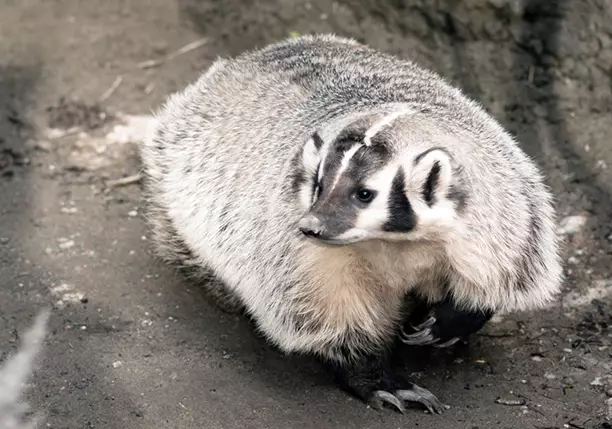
[326,354,445,415]
[400,298,493,348]
[366,377,444,415]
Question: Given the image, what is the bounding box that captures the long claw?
[396,385,445,414]
[372,390,405,414]
[411,316,436,331]
[433,337,460,348]
[400,327,435,345]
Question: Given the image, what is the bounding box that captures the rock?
[557,215,587,235]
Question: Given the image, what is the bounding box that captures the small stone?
[35,140,53,151]
[128,210,138,217]
[112,361,123,368]
[557,215,587,235]
[61,207,78,214]
[59,240,75,250]
[591,377,604,386]
[567,256,579,265]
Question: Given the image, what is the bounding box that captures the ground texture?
[1,0,612,428]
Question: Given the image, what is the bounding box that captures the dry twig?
[99,76,123,102]
[105,172,142,188]
[137,38,208,69]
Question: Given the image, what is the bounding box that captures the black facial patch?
[312,131,324,150]
[383,168,416,232]
[447,183,468,212]
[422,161,440,206]
[312,161,322,201]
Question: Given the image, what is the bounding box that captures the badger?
[139,34,562,414]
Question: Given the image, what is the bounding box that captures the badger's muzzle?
[298,215,323,238]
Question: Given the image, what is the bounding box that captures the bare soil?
[1,0,611,428]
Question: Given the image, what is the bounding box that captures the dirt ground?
[1,0,611,428]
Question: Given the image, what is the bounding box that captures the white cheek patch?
[302,137,320,176]
[354,164,398,231]
[405,148,457,231]
[410,196,456,227]
[363,106,417,146]
[335,227,369,242]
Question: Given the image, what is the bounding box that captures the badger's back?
[140,34,562,358]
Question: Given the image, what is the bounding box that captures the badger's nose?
[298,215,322,238]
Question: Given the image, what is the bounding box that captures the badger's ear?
[412,148,453,207]
[301,131,324,175]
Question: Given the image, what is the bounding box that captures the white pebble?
[59,240,75,250]
[557,215,587,235]
[112,361,123,368]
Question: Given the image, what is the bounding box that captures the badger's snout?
[298,215,322,238]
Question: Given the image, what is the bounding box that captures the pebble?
[61,207,78,214]
[59,240,75,250]
[128,210,138,217]
[35,141,54,154]
[112,361,123,369]
[557,215,587,235]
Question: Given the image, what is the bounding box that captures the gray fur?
[139,34,563,363]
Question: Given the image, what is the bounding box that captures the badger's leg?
[322,351,444,414]
[400,295,493,347]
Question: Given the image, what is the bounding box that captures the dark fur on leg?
[401,293,493,347]
[320,348,444,414]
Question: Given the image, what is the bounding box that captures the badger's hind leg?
[400,294,493,348]
[323,351,444,415]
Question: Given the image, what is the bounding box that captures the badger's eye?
[356,188,375,204]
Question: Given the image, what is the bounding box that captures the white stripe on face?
[363,107,417,146]
[327,142,363,195]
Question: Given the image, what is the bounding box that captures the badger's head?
[294,109,466,245]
